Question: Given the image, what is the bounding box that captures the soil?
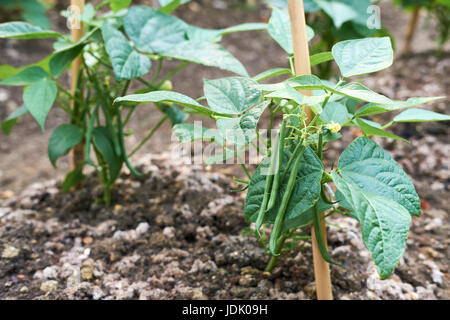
[0,0,449,300]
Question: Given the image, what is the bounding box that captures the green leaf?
[1,105,28,136]
[253,68,292,82]
[124,6,187,53]
[310,51,334,67]
[332,172,411,279]
[186,26,222,42]
[221,23,268,35]
[245,147,323,229]
[173,123,224,144]
[23,77,57,131]
[332,37,393,77]
[93,127,123,181]
[108,0,131,12]
[0,66,49,86]
[159,0,191,13]
[393,108,450,123]
[48,124,83,167]
[356,96,445,117]
[355,118,406,141]
[216,100,270,145]
[62,167,86,193]
[337,136,420,215]
[21,0,51,29]
[102,24,151,81]
[205,148,238,166]
[0,21,61,39]
[267,8,314,54]
[320,102,351,125]
[49,44,84,78]
[115,90,214,117]
[336,82,393,104]
[315,0,358,28]
[162,41,249,76]
[204,77,262,114]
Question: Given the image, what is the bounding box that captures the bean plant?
[265,0,392,78]
[116,7,450,279]
[395,0,450,52]
[0,1,268,205]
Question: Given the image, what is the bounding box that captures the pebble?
[135,222,150,235]
[1,245,20,259]
[162,227,176,239]
[19,286,29,293]
[40,280,58,293]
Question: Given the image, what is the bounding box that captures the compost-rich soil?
[0,149,448,300]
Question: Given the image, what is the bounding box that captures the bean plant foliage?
[117,5,449,279]
[0,0,268,204]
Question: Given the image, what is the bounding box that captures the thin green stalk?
[155,61,188,88]
[128,115,169,157]
[240,163,252,180]
[151,59,163,84]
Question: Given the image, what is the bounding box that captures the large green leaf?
[337,137,420,215]
[49,43,85,78]
[332,37,393,77]
[0,66,48,86]
[204,77,262,114]
[245,147,323,230]
[355,96,445,117]
[48,124,83,167]
[123,6,187,53]
[267,8,314,54]
[162,41,248,76]
[23,77,57,130]
[335,82,393,104]
[355,118,406,141]
[0,22,61,39]
[315,0,358,28]
[115,90,214,117]
[1,105,28,136]
[393,108,450,122]
[173,123,224,144]
[320,102,351,125]
[216,100,270,145]
[332,172,411,279]
[108,0,131,12]
[93,127,123,181]
[102,24,151,81]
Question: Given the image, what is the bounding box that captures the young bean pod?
[266,118,287,212]
[269,145,305,254]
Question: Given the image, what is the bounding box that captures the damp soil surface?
[0,150,448,300]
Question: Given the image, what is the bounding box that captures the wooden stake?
[287,0,333,300]
[402,7,420,54]
[69,0,85,171]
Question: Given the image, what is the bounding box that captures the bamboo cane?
[69,0,85,171]
[287,0,333,300]
[402,7,420,54]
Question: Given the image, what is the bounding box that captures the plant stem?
[240,163,252,180]
[128,115,169,157]
[155,61,188,88]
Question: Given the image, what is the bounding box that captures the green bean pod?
[269,146,305,254]
[84,103,100,167]
[312,202,345,267]
[115,106,142,177]
[266,118,287,212]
